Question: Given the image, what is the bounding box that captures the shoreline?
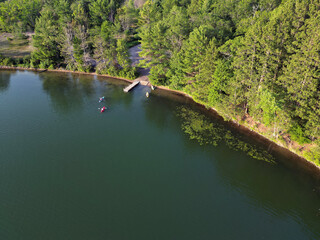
[1,65,319,182]
[0,65,136,83]
[154,85,320,182]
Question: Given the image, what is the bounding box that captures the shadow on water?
[144,90,275,164]
[0,71,11,92]
[149,88,320,182]
[174,105,320,238]
[142,88,200,132]
[214,146,320,238]
[143,94,177,131]
[176,106,276,163]
[96,76,134,109]
[39,72,95,114]
[142,89,320,238]
[74,73,95,96]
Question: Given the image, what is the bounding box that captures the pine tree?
[32,7,60,68]
[279,13,320,140]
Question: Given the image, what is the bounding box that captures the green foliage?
[0,0,137,74]
[71,0,89,28]
[22,55,31,68]
[289,123,311,144]
[180,25,210,77]
[255,88,278,126]
[116,38,130,69]
[89,0,124,25]
[303,142,320,165]
[0,56,14,66]
[149,64,167,85]
[208,58,232,106]
[136,0,320,160]
[32,7,61,68]
[0,0,43,32]
[117,0,139,32]
[93,20,136,78]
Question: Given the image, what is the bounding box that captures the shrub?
[289,123,311,144]
[303,146,320,166]
[1,57,14,66]
[22,56,31,68]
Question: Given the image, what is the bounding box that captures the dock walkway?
[123,81,140,92]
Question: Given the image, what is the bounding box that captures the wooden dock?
[123,81,140,93]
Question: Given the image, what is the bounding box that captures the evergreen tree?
[279,14,320,140]
[32,7,60,68]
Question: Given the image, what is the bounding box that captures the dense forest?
[0,0,139,78]
[0,0,319,165]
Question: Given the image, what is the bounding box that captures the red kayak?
[100,106,106,113]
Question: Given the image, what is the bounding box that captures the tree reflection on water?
[0,71,11,92]
[40,73,95,114]
[176,106,275,164]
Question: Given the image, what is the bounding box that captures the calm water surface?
[0,70,319,240]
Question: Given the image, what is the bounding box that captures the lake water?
[0,70,319,240]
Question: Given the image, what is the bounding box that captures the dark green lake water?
[0,70,320,240]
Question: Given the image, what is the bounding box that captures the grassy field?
[0,33,34,58]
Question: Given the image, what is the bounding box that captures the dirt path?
[129,44,143,67]
[129,44,150,83]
